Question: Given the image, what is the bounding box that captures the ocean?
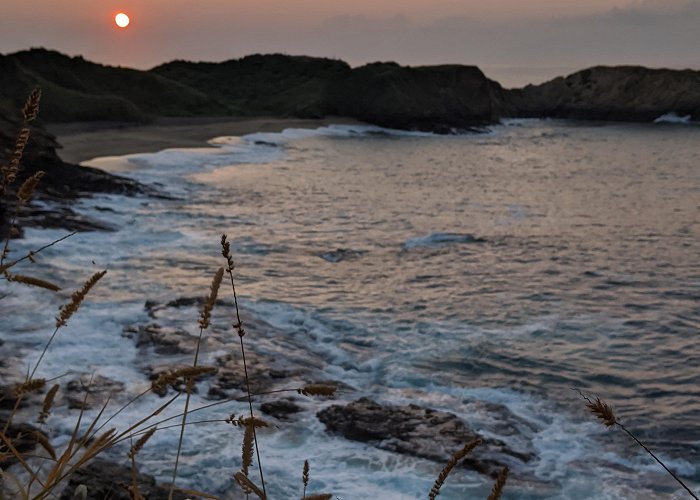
[1,119,699,499]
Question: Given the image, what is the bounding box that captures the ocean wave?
[403,232,486,250]
[653,112,694,124]
[238,123,438,146]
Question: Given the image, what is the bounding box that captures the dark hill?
[4,49,225,122]
[326,62,503,131]
[507,66,700,122]
[152,53,351,117]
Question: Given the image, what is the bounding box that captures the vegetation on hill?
[152,53,350,117]
[3,49,700,132]
[508,66,700,122]
[2,49,224,122]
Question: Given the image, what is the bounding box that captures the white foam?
[653,112,693,124]
[403,232,485,250]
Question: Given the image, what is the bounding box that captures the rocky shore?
[2,49,698,237]
[0,105,147,239]
[1,290,542,496]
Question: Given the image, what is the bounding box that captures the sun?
[115,12,130,28]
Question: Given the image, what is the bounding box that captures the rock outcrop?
[0,65,147,237]
[506,66,700,122]
[57,458,190,500]
[327,63,502,132]
[317,398,535,478]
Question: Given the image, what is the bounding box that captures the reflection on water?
[2,121,699,498]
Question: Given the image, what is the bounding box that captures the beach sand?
[49,116,363,164]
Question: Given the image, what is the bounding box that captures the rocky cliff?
[326,62,503,132]
[506,66,700,122]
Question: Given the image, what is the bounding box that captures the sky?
[1,0,699,86]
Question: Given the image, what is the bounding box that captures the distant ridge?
[2,48,699,133]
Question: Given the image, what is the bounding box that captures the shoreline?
[49,115,365,164]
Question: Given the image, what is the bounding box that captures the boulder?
[57,458,189,500]
[317,398,534,478]
[260,399,302,421]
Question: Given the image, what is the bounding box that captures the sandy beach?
[49,115,363,164]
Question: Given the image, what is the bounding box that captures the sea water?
[1,120,699,499]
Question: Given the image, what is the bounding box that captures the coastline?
[49,115,365,164]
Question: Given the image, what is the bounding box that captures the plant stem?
[616,423,698,500]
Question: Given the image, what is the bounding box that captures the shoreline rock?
[317,397,535,478]
[57,458,190,500]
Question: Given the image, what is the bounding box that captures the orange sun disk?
[115,12,130,28]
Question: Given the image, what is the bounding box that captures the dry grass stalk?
[129,447,146,500]
[56,270,107,327]
[302,459,309,498]
[170,267,225,499]
[297,384,337,397]
[224,414,270,428]
[221,233,266,497]
[0,231,78,274]
[199,267,224,329]
[26,270,106,382]
[241,422,255,476]
[129,427,157,459]
[586,397,616,428]
[22,88,42,122]
[220,234,234,272]
[0,85,39,192]
[33,431,57,460]
[16,170,44,204]
[1,127,30,192]
[487,466,509,500]
[577,389,699,499]
[234,471,266,499]
[428,438,481,500]
[241,416,270,428]
[7,273,60,292]
[14,378,46,396]
[38,383,60,424]
[152,366,217,393]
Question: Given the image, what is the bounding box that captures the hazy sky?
[1,0,698,86]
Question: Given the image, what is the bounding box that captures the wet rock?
[319,248,366,263]
[0,420,50,468]
[57,458,189,500]
[123,323,195,355]
[17,204,116,233]
[144,364,217,397]
[130,298,337,404]
[65,374,125,410]
[206,352,292,399]
[260,399,302,421]
[317,398,534,478]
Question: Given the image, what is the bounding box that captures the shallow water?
[2,120,699,499]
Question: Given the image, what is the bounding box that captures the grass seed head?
[587,397,616,427]
[199,267,224,329]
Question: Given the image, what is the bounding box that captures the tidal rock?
[0,421,50,468]
[317,398,534,478]
[57,458,189,500]
[319,248,366,263]
[123,323,195,355]
[65,374,126,410]
[260,399,302,420]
